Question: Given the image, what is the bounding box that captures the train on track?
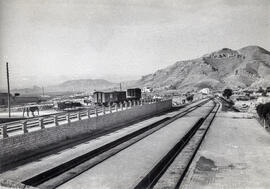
[93,88,142,106]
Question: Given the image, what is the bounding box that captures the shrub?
[186,95,194,102]
[223,88,233,99]
[256,102,270,120]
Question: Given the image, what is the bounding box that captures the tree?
[223,88,233,99]
[262,90,267,97]
[256,103,270,128]
[258,87,264,93]
[186,95,194,102]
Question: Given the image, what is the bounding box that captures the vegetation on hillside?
[256,102,270,128]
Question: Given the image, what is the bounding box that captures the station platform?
[181,111,270,189]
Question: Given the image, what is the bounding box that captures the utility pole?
[6,62,11,117]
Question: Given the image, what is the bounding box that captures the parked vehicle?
[57,101,83,110]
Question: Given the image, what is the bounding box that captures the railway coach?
[93,91,127,106]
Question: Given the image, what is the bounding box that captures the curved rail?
[133,99,220,189]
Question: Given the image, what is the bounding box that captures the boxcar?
[127,88,142,100]
[93,91,127,106]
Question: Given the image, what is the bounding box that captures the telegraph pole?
[6,62,11,117]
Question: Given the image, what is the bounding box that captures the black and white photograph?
[0,0,270,188]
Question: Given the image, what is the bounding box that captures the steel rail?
[133,99,219,189]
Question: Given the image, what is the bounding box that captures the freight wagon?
[93,91,127,106]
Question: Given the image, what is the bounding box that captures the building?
[0,93,41,106]
[199,88,210,95]
[142,87,153,93]
[0,93,13,106]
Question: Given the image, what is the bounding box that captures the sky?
[0,0,269,89]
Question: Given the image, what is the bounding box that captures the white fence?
[0,99,163,138]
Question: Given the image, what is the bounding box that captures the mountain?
[136,46,270,92]
[12,79,118,94]
[54,79,118,92]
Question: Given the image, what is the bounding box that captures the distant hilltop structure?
[203,48,245,59]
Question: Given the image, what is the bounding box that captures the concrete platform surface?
[180,111,270,189]
[57,102,214,189]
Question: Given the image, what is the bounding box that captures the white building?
[199,88,210,95]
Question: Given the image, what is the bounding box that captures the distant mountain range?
[135,46,270,92]
[11,79,119,94]
[51,79,118,92]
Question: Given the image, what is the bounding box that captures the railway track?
[134,99,220,189]
[17,99,212,189]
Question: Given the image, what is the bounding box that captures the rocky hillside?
[136,46,270,92]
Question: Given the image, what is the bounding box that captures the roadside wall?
[0,100,172,167]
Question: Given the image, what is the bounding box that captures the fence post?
[129,100,132,108]
[39,118,44,129]
[103,106,106,115]
[109,104,112,113]
[88,109,91,118]
[95,107,98,117]
[115,104,118,112]
[120,102,123,111]
[78,112,81,121]
[21,120,28,133]
[54,115,59,126]
[66,113,71,124]
[1,124,8,138]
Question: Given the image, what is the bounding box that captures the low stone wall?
[0,100,172,168]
